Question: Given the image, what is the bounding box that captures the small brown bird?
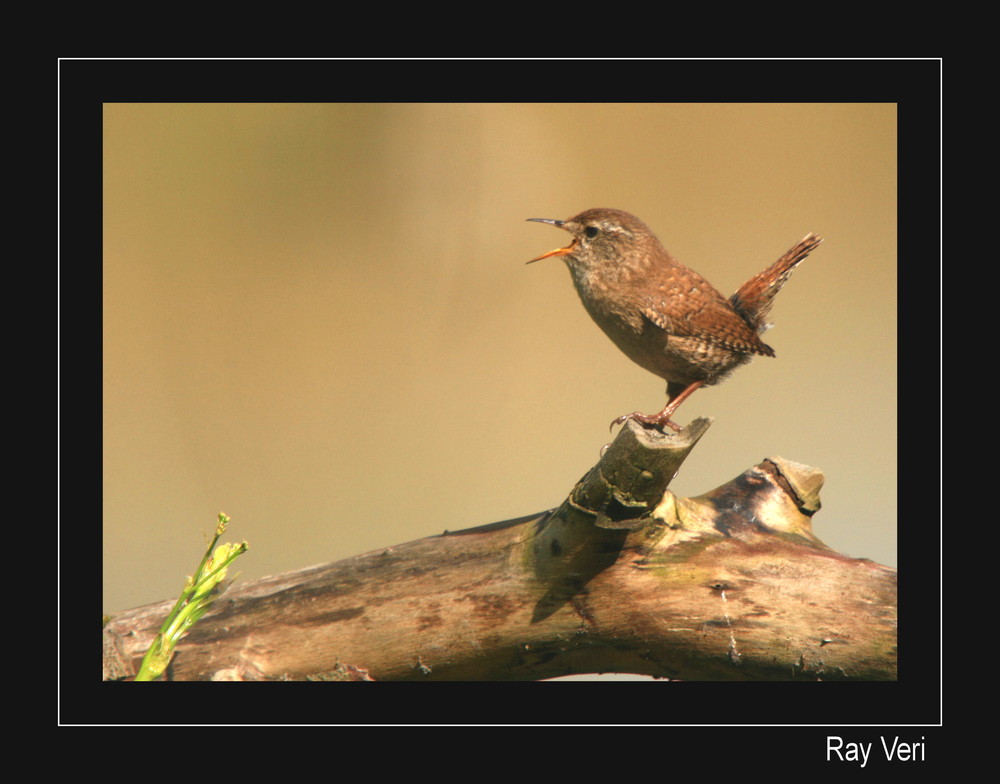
[528,208,822,432]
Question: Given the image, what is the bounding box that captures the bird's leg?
[611,381,704,433]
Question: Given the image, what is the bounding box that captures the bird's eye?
[584,226,600,239]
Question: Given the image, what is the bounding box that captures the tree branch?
[103,418,896,681]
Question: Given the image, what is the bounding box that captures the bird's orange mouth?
[527,239,576,264]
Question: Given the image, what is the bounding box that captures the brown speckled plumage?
[528,208,822,431]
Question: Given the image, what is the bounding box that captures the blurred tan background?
[103,103,896,616]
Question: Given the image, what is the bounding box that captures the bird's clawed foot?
[610,411,684,433]
[610,381,704,434]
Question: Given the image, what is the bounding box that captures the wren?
[527,208,822,432]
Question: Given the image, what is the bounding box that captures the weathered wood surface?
[103,418,896,681]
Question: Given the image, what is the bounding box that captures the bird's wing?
[640,285,774,357]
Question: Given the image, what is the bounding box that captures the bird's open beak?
[526,218,573,264]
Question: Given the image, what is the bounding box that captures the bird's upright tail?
[730,233,823,333]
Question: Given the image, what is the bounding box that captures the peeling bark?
[103,418,896,681]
